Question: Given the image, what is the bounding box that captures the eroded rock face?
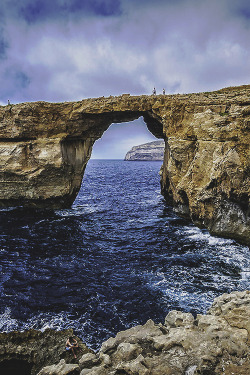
[37,291,250,375]
[0,86,249,243]
[0,329,91,375]
[160,93,250,244]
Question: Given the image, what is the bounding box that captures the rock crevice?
[0,329,91,375]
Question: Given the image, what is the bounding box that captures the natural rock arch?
[60,112,165,207]
[0,97,165,209]
[0,86,249,244]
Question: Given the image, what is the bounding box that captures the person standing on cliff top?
[153,87,156,95]
[163,88,166,95]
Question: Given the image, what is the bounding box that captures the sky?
[1,0,250,157]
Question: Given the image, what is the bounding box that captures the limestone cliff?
[0,86,249,244]
[124,140,165,161]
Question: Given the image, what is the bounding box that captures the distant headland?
[124,140,165,161]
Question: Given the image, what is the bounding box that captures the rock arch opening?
[91,117,163,160]
[0,96,166,210]
[60,111,165,207]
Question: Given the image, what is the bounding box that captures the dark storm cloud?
[0,35,8,59]
[2,0,122,23]
[0,66,31,103]
[0,8,8,59]
[230,0,250,20]
[14,71,30,89]
[1,0,250,105]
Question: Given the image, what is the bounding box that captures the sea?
[0,160,249,349]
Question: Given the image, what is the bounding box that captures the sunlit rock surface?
[124,140,165,160]
[0,85,249,243]
[37,291,250,375]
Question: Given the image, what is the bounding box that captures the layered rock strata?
[0,329,91,375]
[0,85,249,243]
[124,140,165,161]
[37,291,250,375]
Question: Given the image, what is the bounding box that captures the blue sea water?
[0,160,249,349]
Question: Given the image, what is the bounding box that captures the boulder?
[37,359,80,375]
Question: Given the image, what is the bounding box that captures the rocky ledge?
[37,291,250,375]
[0,328,91,375]
[124,141,165,161]
[1,291,248,375]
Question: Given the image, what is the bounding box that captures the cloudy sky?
[1,0,250,157]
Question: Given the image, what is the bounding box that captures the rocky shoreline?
[0,291,249,375]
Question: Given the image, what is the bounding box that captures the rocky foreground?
[38,291,250,375]
[124,140,165,161]
[0,291,249,374]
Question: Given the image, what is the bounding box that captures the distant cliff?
[124,140,165,160]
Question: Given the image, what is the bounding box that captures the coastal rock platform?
[38,291,250,375]
[0,291,249,375]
